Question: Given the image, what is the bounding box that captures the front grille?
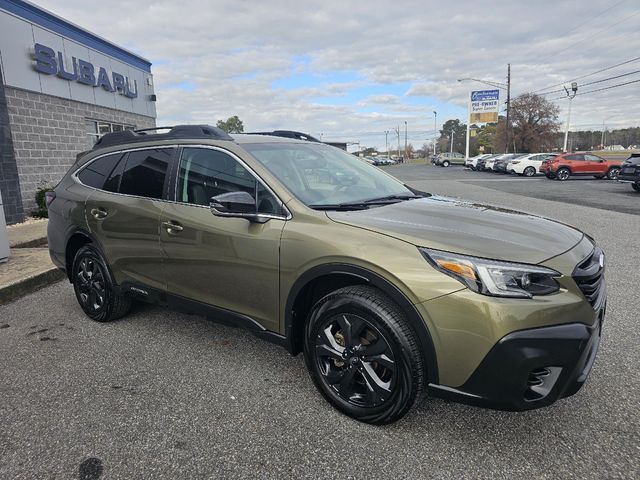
[572,246,606,310]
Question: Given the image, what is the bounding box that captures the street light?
[601,115,615,149]
[433,111,437,157]
[457,77,507,90]
[563,81,578,152]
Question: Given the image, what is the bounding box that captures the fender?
[284,263,439,384]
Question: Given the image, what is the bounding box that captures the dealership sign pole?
[466,89,500,159]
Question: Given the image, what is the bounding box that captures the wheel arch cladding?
[285,263,439,384]
[65,231,93,281]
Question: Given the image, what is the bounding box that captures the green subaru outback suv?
[47,125,606,424]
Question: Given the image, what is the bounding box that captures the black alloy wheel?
[304,286,424,424]
[556,168,571,181]
[72,245,132,322]
[607,167,620,180]
[632,183,640,192]
[523,166,536,177]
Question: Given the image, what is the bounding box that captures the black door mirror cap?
[209,192,268,223]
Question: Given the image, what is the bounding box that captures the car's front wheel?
[632,183,640,192]
[442,160,450,167]
[523,166,536,177]
[304,286,424,425]
[72,245,132,322]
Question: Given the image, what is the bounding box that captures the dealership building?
[0,0,156,224]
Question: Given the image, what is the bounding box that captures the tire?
[593,175,604,179]
[303,286,424,425]
[72,245,132,322]
[556,168,571,181]
[442,160,450,167]
[523,166,536,177]
[545,172,555,179]
[632,183,640,192]
[607,167,620,180]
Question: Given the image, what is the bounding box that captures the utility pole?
[505,63,511,154]
[433,111,437,157]
[465,91,471,160]
[563,82,578,152]
[384,130,389,157]
[394,125,401,160]
[404,121,407,161]
[601,121,605,148]
[450,132,454,152]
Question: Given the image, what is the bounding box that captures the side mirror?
[210,191,257,217]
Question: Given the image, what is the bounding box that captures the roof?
[0,0,152,72]
[232,134,310,144]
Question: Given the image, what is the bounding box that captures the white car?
[465,154,492,170]
[507,153,558,176]
[484,153,511,171]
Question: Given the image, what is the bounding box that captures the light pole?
[563,82,578,152]
[384,130,389,157]
[458,69,509,154]
[450,132,454,152]
[404,121,407,161]
[433,111,437,157]
[394,125,401,160]
[601,116,614,149]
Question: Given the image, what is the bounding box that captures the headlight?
[420,248,561,298]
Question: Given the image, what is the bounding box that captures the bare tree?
[509,94,561,152]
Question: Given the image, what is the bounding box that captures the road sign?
[470,89,499,123]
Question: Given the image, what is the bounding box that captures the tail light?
[45,191,56,208]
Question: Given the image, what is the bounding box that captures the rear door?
[159,146,287,331]
[584,154,608,174]
[84,147,174,291]
[564,154,586,174]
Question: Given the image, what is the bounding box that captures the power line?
[531,55,640,93]
[549,78,640,100]
[539,69,640,96]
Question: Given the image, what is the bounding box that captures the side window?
[565,154,582,161]
[77,153,125,189]
[119,148,173,199]
[177,148,285,216]
[585,154,603,162]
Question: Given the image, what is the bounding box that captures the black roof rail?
[93,124,233,149]
[244,130,321,143]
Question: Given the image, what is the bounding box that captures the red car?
[541,152,622,181]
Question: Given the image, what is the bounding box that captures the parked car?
[465,154,492,170]
[541,152,623,181]
[494,154,526,173]
[484,154,511,172]
[617,153,640,192]
[507,153,558,176]
[476,154,498,171]
[47,125,606,424]
[434,152,465,167]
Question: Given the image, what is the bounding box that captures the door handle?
[162,220,184,233]
[90,207,108,220]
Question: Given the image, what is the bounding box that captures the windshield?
[243,143,416,207]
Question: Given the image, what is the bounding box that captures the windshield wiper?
[363,194,423,204]
[308,203,371,211]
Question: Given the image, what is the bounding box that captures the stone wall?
[0,70,25,224]
[4,86,155,215]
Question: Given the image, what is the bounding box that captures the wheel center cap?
[349,357,359,365]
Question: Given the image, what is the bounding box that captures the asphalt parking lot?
[1,163,639,479]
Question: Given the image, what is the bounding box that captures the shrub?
[32,185,54,219]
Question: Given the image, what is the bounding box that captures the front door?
[84,147,174,291]
[159,146,287,331]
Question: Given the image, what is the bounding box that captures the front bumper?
[428,300,605,411]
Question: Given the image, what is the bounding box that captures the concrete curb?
[0,267,65,305]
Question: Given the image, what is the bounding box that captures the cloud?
[33,0,640,149]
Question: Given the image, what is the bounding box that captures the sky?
[34,0,640,151]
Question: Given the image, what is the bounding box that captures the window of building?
[119,148,173,199]
[85,120,135,146]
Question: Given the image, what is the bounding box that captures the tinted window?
[565,154,584,161]
[119,148,173,199]
[77,153,125,189]
[177,147,285,216]
[585,154,604,161]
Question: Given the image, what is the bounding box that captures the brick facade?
[0,70,25,224]
[4,87,155,216]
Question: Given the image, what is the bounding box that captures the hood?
[326,196,584,264]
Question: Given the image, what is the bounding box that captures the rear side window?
[565,154,584,161]
[77,153,125,189]
[119,148,173,199]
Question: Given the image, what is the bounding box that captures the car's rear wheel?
[523,166,536,177]
[304,286,424,425]
[556,168,571,181]
[607,167,620,180]
[632,183,640,192]
[442,160,450,167]
[72,245,132,322]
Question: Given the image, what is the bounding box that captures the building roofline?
[0,0,152,72]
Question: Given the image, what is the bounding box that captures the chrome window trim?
[72,144,292,221]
